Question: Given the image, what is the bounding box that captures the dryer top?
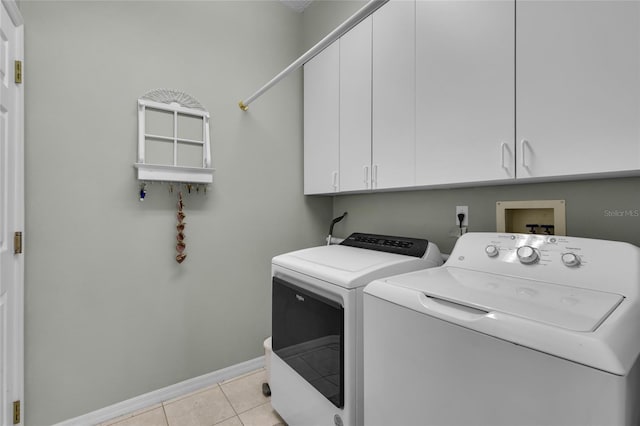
[272,237,442,290]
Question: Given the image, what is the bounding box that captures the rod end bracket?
[238,100,249,111]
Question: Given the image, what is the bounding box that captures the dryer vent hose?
[328,212,348,245]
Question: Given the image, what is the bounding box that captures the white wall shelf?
[133,163,213,184]
[135,91,214,184]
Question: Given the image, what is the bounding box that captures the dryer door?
[272,277,344,408]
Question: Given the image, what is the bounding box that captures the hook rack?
[137,181,209,201]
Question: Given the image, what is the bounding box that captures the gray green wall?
[302,0,366,50]
[333,177,640,254]
[22,1,332,424]
[21,0,640,424]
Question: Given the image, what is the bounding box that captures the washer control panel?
[476,234,585,268]
[484,244,581,266]
[449,232,639,298]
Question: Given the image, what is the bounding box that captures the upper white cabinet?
[415,0,515,186]
[516,0,640,180]
[303,0,640,194]
[303,42,340,195]
[372,0,416,189]
[339,17,373,192]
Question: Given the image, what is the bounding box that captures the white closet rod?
[238,0,389,111]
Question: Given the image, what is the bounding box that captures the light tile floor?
[100,369,286,426]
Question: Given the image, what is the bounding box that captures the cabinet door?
[517,0,640,179]
[415,0,515,186]
[372,0,415,189]
[340,17,373,192]
[304,42,340,194]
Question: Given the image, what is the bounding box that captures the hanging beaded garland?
[176,192,187,263]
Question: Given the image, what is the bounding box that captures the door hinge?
[13,400,20,424]
[14,60,22,84]
[14,231,22,254]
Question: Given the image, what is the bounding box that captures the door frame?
[1,0,24,424]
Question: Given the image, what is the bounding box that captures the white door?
[516,0,640,179]
[0,1,23,425]
[303,42,340,194]
[339,16,372,192]
[415,0,515,186]
[372,0,415,190]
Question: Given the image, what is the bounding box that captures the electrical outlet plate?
[455,206,469,227]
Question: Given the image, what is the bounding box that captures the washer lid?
[272,244,439,289]
[385,267,624,332]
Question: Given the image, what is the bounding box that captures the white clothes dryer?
[363,232,640,426]
[270,233,443,426]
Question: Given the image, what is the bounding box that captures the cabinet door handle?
[521,139,530,168]
[501,142,508,170]
[363,165,370,188]
[372,164,378,188]
[332,171,339,191]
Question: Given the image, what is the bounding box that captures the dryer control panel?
[340,232,429,258]
[447,232,640,296]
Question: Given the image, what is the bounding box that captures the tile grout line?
[218,382,245,425]
[234,401,273,416]
[218,383,237,413]
[160,403,170,426]
[162,383,239,426]
[218,369,274,424]
[106,369,270,426]
[220,370,269,415]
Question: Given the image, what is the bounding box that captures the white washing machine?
[364,232,640,426]
[270,233,443,426]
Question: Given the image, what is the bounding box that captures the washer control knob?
[485,245,499,257]
[517,246,539,264]
[561,252,581,267]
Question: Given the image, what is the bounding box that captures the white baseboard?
[54,356,265,426]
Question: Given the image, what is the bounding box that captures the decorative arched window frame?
[134,89,213,184]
